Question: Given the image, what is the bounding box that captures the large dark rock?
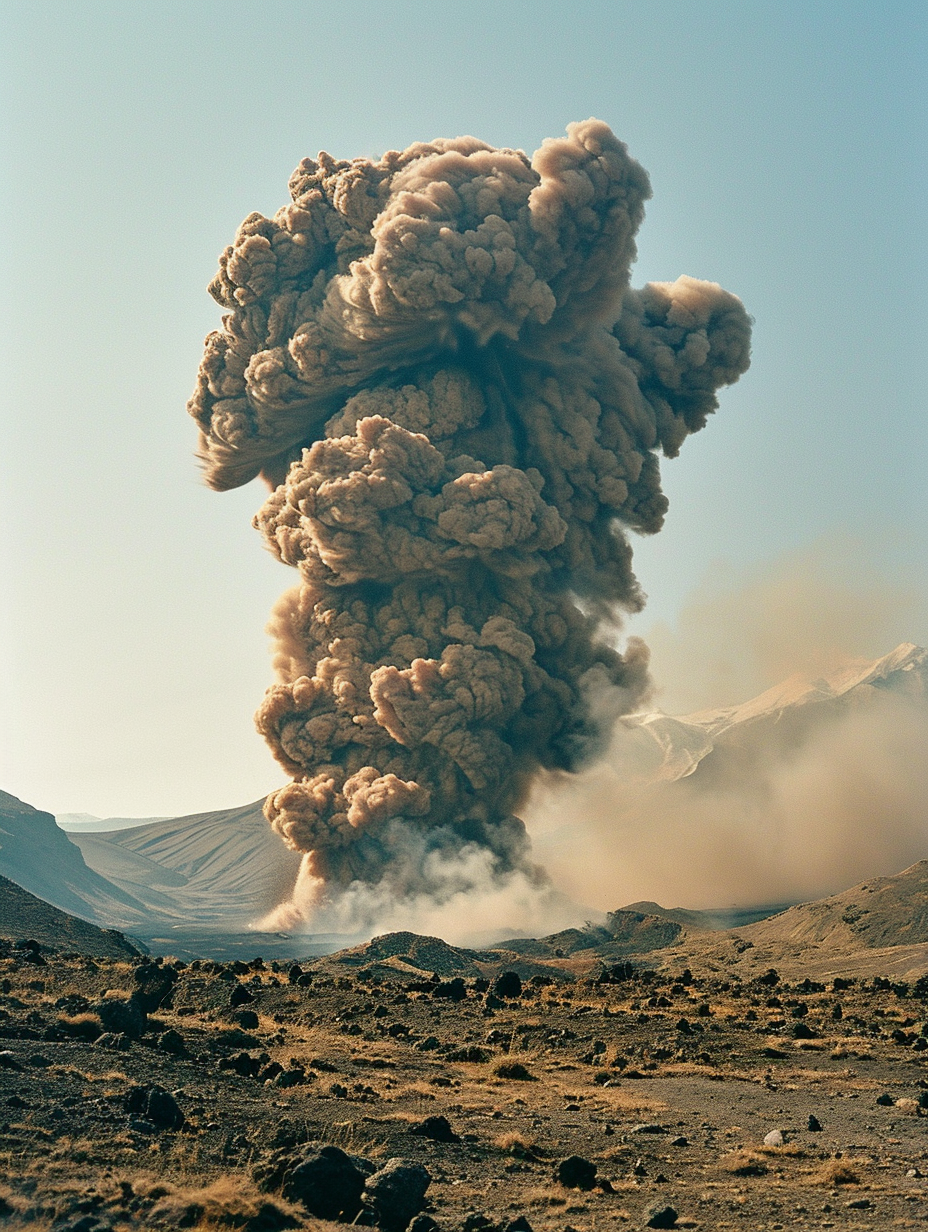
[124,1083,184,1130]
[555,1155,597,1189]
[277,1145,366,1221]
[644,1203,678,1229]
[409,1114,460,1143]
[131,962,177,1012]
[431,977,466,1001]
[365,1158,431,1230]
[93,995,146,1039]
[230,983,255,1007]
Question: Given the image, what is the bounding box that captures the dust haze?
[643,539,928,715]
[526,551,928,912]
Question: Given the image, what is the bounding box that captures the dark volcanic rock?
[155,1029,187,1055]
[131,962,177,1012]
[432,977,467,1001]
[492,971,522,999]
[93,995,146,1039]
[364,1158,431,1230]
[274,1144,367,1220]
[555,1155,597,1189]
[124,1083,184,1130]
[409,1114,460,1142]
[644,1203,678,1229]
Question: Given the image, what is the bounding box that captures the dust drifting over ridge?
[188,120,751,937]
[526,549,928,913]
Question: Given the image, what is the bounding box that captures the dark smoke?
[189,120,751,915]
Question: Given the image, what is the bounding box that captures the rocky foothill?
[2,931,928,1230]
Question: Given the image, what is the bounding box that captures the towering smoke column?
[189,120,751,911]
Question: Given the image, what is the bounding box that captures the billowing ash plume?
[189,120,751,908]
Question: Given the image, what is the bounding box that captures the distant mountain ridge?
[311,859,928,984]
[57,812,171,832]
[0,789,156,930]
[68,800,302,916]
[627,642,926,783]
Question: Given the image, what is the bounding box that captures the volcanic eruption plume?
[188,120,751,920]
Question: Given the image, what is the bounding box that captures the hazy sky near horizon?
[2,1,925,819]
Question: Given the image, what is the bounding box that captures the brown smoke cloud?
[189,120,751,915]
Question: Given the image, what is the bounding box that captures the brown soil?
[2,932,928,1231]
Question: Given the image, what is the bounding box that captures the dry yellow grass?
[492,1131,542,1159]
[808,1156,868,1186]
[148,1174,305,1230]
[720,1150,768,1176]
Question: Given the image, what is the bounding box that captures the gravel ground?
[1,937,928,1230]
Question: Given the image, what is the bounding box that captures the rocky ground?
[2,932,928,1231]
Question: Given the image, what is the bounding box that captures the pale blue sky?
[2,1,925,817]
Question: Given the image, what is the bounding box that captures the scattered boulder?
[432,977,467,1001]
[409,1217,439,1232]
[124,1083,185,1130]
[156,1029,187,1056]
[555,1155,596,1189]
[219,1051,262,1078]
[462,1214,498,1232]
[132,962,177,1012]
[274,1145,367,1221]
[445,1046,489,1063]
[644,1203,678,1229]
[409,1115,460,1143]
[492,1061,534,1081]
[230,983,256,1008]
[93,996,146,1040]
[364,1158,431,1231]
[273,1068,307,1089]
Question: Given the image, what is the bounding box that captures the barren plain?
[3,896,928,1232]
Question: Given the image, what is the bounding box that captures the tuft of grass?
[492,1060,536,1081]
[325,1119,387,1158]
[524,1187,567,1207]
[148,1175,303,1231]
[56,1012,102,1041]
[493,1131,542,1159]
[721,1150,768,1176]
[810,1157,865,1186]
[756,1142,805,1158]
